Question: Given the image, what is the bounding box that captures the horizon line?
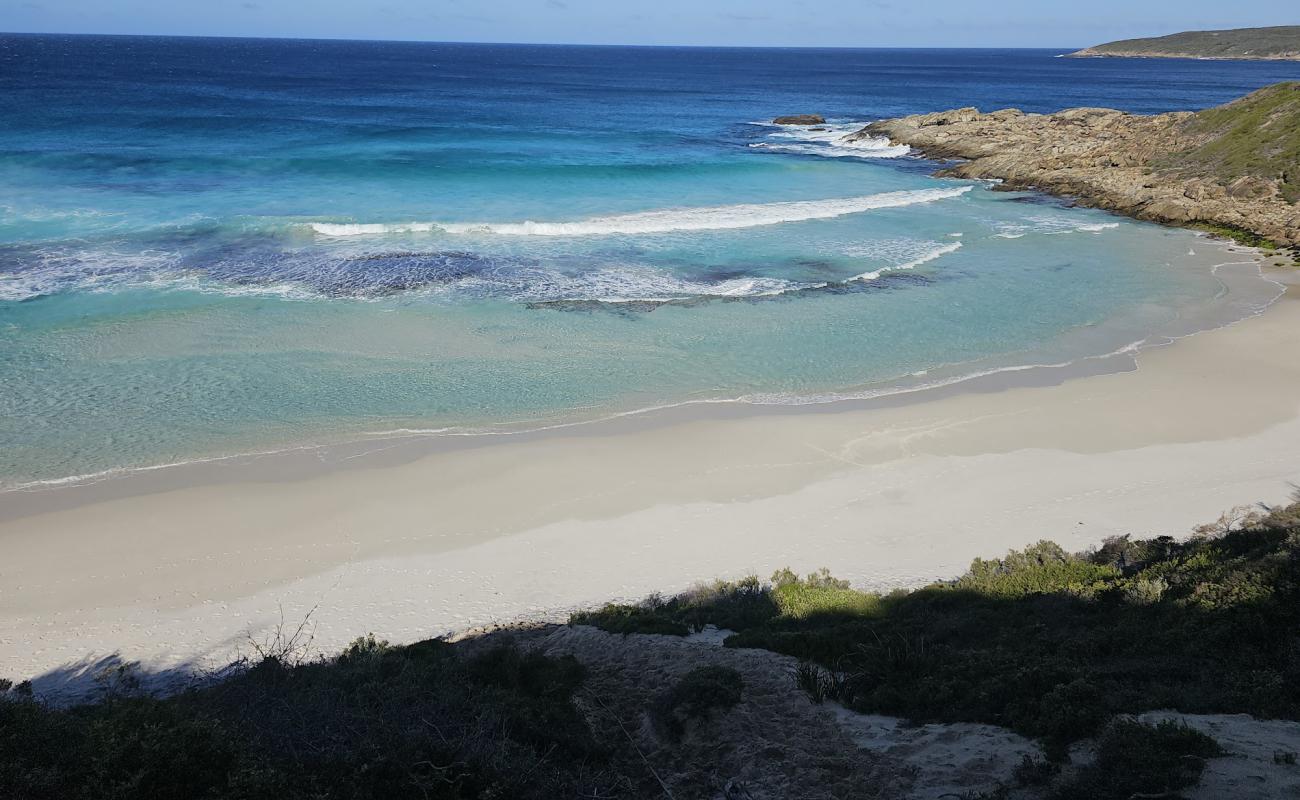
[0,30,1085,51]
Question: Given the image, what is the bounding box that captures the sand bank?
[3,260,1300,698]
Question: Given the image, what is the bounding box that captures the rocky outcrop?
[773,114,826,125]
[853,97,1300,247]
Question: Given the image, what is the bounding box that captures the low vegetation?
[1173,82,1300,203]
[648,665,745,741]
[4,500,1298,797]
[1189,221,1280,249]
[1054,717,1222,800]
[578,501,1300,761]
[1,639,621,799]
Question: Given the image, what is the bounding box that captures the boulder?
[772,114,825,126]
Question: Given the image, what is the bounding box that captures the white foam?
[993,217,1121,239]
[1071,222,1121,234]
[438,264,819,303]
[308,187,971,239]
[853,241,962,281]
[748,121,910,160]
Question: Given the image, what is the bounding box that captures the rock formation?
[773,114,826,125]
[853,84,1300,247]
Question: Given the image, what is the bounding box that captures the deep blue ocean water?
[2,35,1298,486]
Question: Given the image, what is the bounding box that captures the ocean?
[2,35,1298,488]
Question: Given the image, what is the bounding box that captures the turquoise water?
[2,38,1296,487]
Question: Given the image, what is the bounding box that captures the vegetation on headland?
[1068,26,1300,61]
[1169,81,1300,204]
[3,501,1299,798]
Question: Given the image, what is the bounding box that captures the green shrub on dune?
[0,640,613,799]
[573,500,1300,757]
[1053,718,1223,800]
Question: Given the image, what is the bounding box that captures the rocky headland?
[853,82,1300,249]
[1068,26,1300,61]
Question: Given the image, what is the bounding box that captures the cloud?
[240,1,259,8]
[547,0,568,7]
[723,13,770,22]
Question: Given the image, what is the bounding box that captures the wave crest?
[853,241,963,281]
[308,187,972,239]
[748,121,910,160]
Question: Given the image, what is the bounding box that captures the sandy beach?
[3,255,1300,698]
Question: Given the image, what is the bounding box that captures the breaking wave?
[994,216,1122,239]
[852,241,963,281]
[307,186,971,238]
[747,121,910,160]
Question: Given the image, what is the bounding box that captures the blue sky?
[2,0,1296,47]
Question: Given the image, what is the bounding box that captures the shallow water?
[1,37,1297,487]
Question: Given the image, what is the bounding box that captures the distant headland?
[1067,25,1300,61]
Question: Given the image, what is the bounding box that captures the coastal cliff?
[1068,26,1300,61]
[855,82,1300,248]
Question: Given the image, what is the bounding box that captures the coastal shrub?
[649,666,744,741]
[772,571,882,620]
[720,502,1300,749]
[792,661,844,704]
[337,632,390,663]
[569,601,690,636]
[1051,718,1222,800]
[676,576,780,631]
[571,569,872,638]
[570,574,780,636]
[959,541,1121,598]
[0,639,622,800]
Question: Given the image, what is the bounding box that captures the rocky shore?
[853,83,1300,249]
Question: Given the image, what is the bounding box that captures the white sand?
[3,263,1300,701]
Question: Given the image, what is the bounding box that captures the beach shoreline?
[0,235,1282,516]
[3,246,1300,699]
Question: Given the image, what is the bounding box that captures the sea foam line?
[853,241,962,281]
[308,186,973,238]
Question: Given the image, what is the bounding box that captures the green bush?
[569,601,690,636]
[649,666,745,741]
[773,580,881,620]
[701,502,1300,750]
[1052,718,1222,800]
[0,640,615,800]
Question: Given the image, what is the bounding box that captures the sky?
[1,0,1296,48]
